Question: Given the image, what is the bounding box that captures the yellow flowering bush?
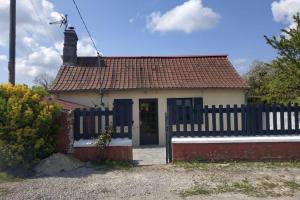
[0,84,61,169]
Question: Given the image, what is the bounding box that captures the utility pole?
[8,0,16,85]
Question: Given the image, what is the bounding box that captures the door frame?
[139,98,159,145]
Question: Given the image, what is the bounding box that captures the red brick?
[73,146,133,162]
[55,112,70,154]
[172,143,300,161]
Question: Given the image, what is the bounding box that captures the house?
[49,27,249,147]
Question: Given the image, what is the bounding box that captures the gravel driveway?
[2,163,300,200]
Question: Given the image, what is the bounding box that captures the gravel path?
[1,164,300,200]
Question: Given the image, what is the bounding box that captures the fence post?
[204,105,209,135]
[74,108,80,140]
[241,104,246,134]
[190,106,194,137]
[280,104,285,134]
[272,104,278,132]
[265,105,270,134]
[251,105,256,135]
[212,105,216,133]
[167,105,173,163]
[219,105,224,132]
[233,104,238,135]
[128,100,133,139]
[295,103,299,131]
[197,105,202,136]
[175,105,180,137]
[105,107,109,129]
[226,105,231,135]
[90,108,95,138]
[246,105,251,135]
[165,112,169,163]
[287,103,292,134]
[257,104,263,134]
[82,108,87,139]
[182,105,187,136]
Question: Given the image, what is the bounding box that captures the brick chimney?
[63,27,78,66]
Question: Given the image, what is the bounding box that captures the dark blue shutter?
[113,99,133,138]
[194,97,203,124]
[167,99,176,124]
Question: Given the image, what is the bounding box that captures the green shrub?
[0,84,61,169]
[96,127,113,149]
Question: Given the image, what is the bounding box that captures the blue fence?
[167,104,300,137]
[74,107,132,140]
[165,103,300,163]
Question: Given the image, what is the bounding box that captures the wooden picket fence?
[73,107,132,140]
[165,103,300,163]
[166,104,300,137]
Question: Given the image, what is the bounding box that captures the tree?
[33,73,54,90]
[264,14,300,104]
[244,61,274,103]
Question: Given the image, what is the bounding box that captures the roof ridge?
[77,55,228,59]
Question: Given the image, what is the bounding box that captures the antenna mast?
[49,14,68,30]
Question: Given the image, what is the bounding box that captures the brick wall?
[73,147,133,162]
[172,142,300,161]
[55,112,71,153]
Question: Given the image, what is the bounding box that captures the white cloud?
[233,58,250,75]
[233,58,248,66]
[0,0,62,48]
[147,0,220,34]
[77,38,98,56]
[0,54,7,62]
[0,0,96,83]
[16,46,61,77]
[271,0,300,27]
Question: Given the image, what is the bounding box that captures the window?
[167,97,203,123]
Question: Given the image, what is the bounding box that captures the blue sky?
[0,0,299,85]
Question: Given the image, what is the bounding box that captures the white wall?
[56,88,246,146]
[262,112,300,130]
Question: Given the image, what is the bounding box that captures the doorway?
[139,99,159,145]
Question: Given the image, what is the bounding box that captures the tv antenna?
[49,14,68,30]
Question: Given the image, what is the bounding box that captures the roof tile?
[49,55,249,92]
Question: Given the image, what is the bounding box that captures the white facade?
[56,88,246,146]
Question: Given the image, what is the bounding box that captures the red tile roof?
[49,55,249,92]
[44,97,88,111]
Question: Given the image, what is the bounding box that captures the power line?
[28,0,63,53]
[72,0,100,54]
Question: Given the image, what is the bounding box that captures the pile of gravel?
[34,153,84,176]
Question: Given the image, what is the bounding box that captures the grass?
[180,186,211,197]
[284,179,300,190]
[91,159,134,170]
[0,187,10,196]
[180,177,300,198]
[0,172,22,183]
[0,172,23,197]
[174,160,300,170]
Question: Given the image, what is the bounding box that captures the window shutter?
[194,97,203,124]
[113,99,133,126]
[167,99,176,123]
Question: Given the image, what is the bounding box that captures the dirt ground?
[1,162,300,200]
